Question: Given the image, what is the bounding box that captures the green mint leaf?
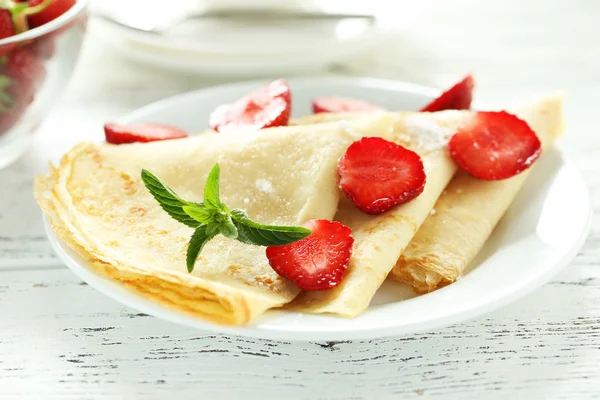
[182,205,214,224]
[219,216,238,239]
[144,165,311,273]
[203,163,223,210]
[141,169,201,228]
[230,209,311,246]
[186,225,217,273]
[205,222,221,236]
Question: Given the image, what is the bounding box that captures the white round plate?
[45,77,592,341]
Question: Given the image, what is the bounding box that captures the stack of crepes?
[35,94,564,325]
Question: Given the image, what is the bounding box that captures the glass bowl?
[0,0,88,169]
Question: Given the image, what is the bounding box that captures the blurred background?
[76,0,596,131]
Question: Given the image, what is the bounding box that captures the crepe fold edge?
[34,143,285,326]
[389,93,567,293]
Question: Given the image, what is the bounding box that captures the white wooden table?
[1,1,599,398]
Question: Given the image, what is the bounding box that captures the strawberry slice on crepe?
[266,219,354,291]
[104,123,188,144]
[448,111,542,180]
[421,74,475,112]
[312,96,385,114]
[209,79,291,133]
[337,137,426,215]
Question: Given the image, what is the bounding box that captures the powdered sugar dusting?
[255,179,273,193]
[338,120,350,131]
[401,115,453,152]
[338,120,360,138]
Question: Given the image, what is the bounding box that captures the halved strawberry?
[104,123,188,144]
[27,0,76,28]
[209,79,291,133]
[312,96,385,114]
[2,48,46,91]
[338,137,426,215]
[266,219,353,291]
[0,50,43,127]
[448,111,542,180]
[420,74,474,112]
[0,10,16,57]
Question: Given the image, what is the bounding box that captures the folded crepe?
[36,95,563,325]
[288,111,469,316]
[390,94,565,292]
[35,121,364,325]
[36,113,467,325]
[290,95,565,297]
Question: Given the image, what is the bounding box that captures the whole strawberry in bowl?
[0,0,88,169]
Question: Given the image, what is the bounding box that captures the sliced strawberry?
[420,74,475,112]
[0,10,16,57]
[338,137,426,215]
[312,96,385,114]
[104,123,188,144]
[0,10,13,39]
[209,79,291,133]
[2,48,46,91]
[448,111,542,180]
[27,0,76,28]
[266,219,353,291]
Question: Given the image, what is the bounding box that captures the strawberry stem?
[21,0,52,16]
[11,12,28,34]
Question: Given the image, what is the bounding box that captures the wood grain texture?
[0,0,599,398]
[0,267,599,399]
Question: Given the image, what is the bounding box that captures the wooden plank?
[0,266,598,398]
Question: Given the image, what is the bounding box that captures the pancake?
[35,120,371,325]
[35,95,563,325]
[289,95,564,299]
[287,111,467,316]
[35,114,448,325]
[389,94,565,292]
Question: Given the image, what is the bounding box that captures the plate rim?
[45,77,593,341]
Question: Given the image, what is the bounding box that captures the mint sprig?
[186,225,216,273]
[141,163,311,272]
[141,170,201,228]
[230,209,312,246]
